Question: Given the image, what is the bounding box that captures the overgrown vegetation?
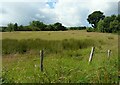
[2,31,118,83]
[2,53,118,83]
[2,38,95,55]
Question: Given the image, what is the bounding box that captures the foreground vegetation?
[2,31,119,83]
[2,52,118,83]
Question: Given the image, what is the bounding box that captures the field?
[2,30,119,83]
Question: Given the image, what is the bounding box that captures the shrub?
[86,27,95,32]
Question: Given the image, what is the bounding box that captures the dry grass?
[2,30,117,41]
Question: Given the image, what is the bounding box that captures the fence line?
[38,47,111,69]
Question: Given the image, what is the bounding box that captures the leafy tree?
[116,14,120,22]
[53,22,67,31]
[29,21,46,31]
[110,20,120,33]
[14,23,18,31]
[102,16,111,32]
[45,24,54,31]
[87,11,105,28]
[32,27,40,31]
[7,23,14,32]
[102,15,117,33]
[110,15,116,21]
[18,25,24,31]
[53,22,61,31]
[24,26,32,31]
[95,14,119,33]
[1,27,7,32]
[97,19,105,32]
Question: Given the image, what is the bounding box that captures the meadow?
[2,30,119,83]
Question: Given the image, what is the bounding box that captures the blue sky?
[0,0,119,27]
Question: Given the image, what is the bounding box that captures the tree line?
[1,21,68,32]
[1,21,86,32]
[87,11,120,33]
[1,11,119,33]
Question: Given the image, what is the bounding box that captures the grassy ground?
[2,30,119,83]
[2,30,117,40]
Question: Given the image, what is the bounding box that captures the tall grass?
[2,38,97,55]
[2,31,118,83]
[2,52,118,83]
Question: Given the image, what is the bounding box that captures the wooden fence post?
[108,50,111,58]
[89,47,95,63]
[40,49,44,72]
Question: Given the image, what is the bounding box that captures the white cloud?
[53,0,119,26]
[0,0,119,27]
[0,2,47,26]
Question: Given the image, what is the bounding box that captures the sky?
[0,0,119,27]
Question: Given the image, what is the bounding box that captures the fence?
[39,47,111,72]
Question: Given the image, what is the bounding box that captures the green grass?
[2,38,96,55]
[2,31,118,83]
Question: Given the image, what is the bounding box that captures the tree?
[53,22,67,31]
[19,25,24,31]
[96,14,119,33]
[1,27,7,32]
[7,23,14,32]
[53,22,61,31]
[110,15,116,21]
[110,20,120,33]
[87,11,105,28]
[14,23,18,31]
[29,21,46,31]
[103,15,116,33]
[45,24,54,31]
[116,14,120,22]
[97,19,105,32]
